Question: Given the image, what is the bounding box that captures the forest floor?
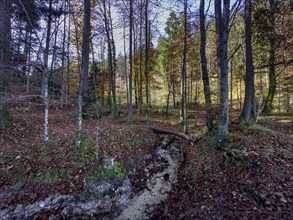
[1,92,293,219]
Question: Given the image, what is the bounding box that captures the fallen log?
[131,125,200,142]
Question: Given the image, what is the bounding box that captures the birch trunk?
[43,0,53,146]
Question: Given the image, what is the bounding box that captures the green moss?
[37,145,51,161]
[197,140,214,156]
[11,166,27,191]
[86,161,126,182]
[76,138,96,165]
[262,146,274,158]
[223,148,245,167]
[30,167,73,184]
[246,125,278,136]
[0,104,12,128]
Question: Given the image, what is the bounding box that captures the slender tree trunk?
[285,64,290,112]
[263,38,276,113]
[215,0,230,138]
[236,80,240,110]
[50,16,60,97]
[43,0,53,146]
[145,0,150,125]
[91,41,98,100]
[100,40,106,106]
[172,76,176,108]
[16,20,22,68]
[80,0,90,98]
[61,1,67,106]
[128,0,133,123]
[139,0,143,114]
[166,70,171,117]
[134,29,138,109]
[123,24,129,106]
[171,50,176,108]
[263,0,276,114]
[25,27,32,93]
[240,0,255,123]
[102,1,112,111]
[66,0,71,102]
[181,0,188,133]
[230,58,233,109]
[190,66,193,103]
[240,75,242,110]
[200,0,214,134]
[77,0,91,147]
[23,25,29,84]
[108,3,117,116]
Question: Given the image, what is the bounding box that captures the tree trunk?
[263,39,276,113]
[50,17,60,97]
[102,0,112,111]
[200,0,214,134]
[123,24,129,106]
[25,26,32,93]
[128,0,133,123]
[215,0,230,140]
[262,0,277,114]
[61,0,67,106]
[145,0,150,125]
[91,41,98,100]
[77,0,91,147]
[134,29,138,109]
[240,0,255,123]
[181,0,188,134]
[139,0,143,114]
[80,0,90,98]
[66,0,71,102]
[230,58,233,109]
[108,3,117,116]
[42,0,53,146]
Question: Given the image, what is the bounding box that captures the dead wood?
[131,125,200,142]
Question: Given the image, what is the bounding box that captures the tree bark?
[77,0,91,147]
[123,24,129,106]
[215,0,230,137]
[240,0,256,123]
[200,0,214,134]
[128,0,133,123]
[139,0,143,114]
[80,0,90,98]
[61,0,67,105]
[108,3,117,116]
[262,0,276,114]
[145,0,150,125]
[181,0,188,134]
[42,0,53,145]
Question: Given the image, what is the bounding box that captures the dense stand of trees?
[0,0,292,145]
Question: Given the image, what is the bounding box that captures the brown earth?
[1,95,293,219]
